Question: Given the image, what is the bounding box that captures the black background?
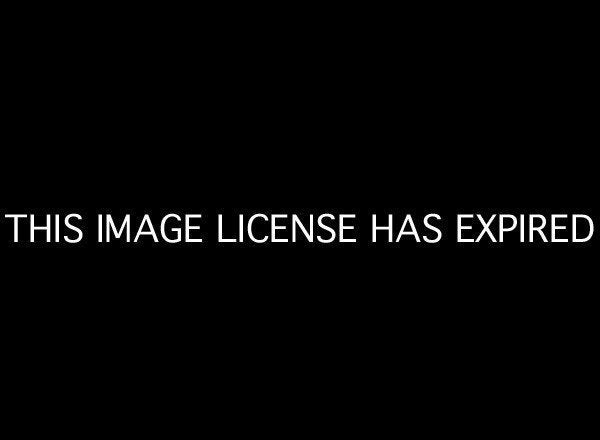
[1,6,597,434]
